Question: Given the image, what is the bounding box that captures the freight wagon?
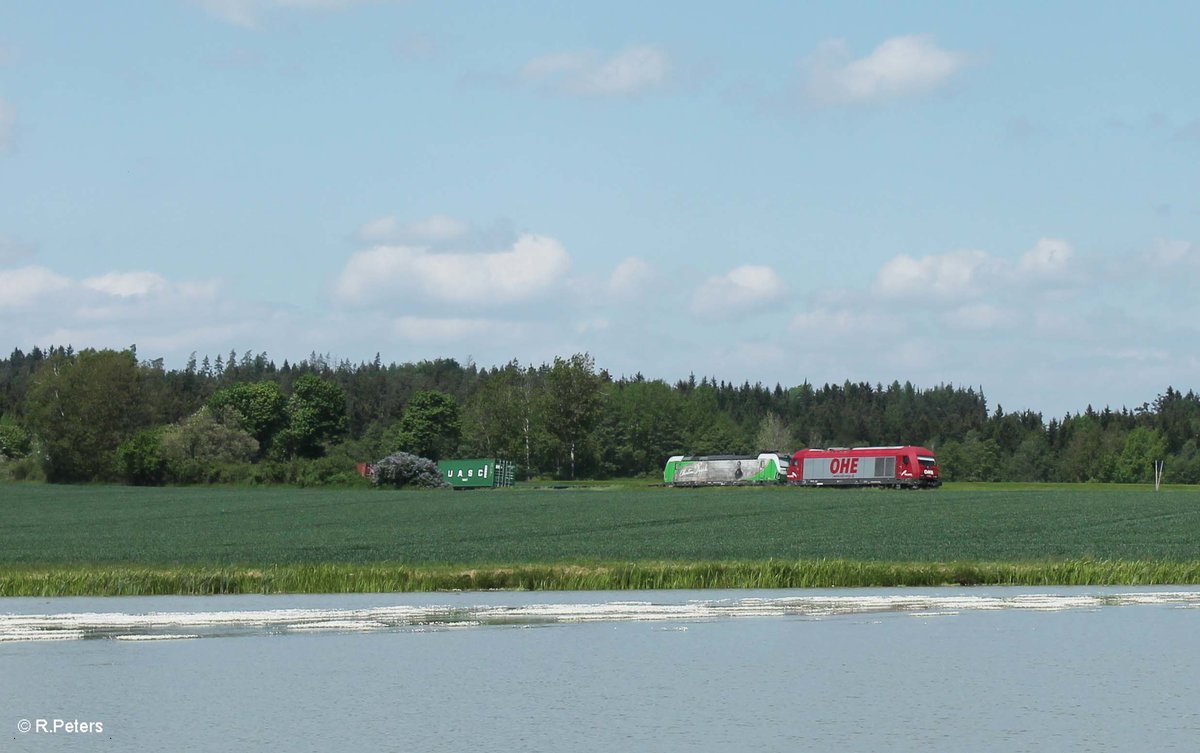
[664,453,790,486]
[786,446,940,488]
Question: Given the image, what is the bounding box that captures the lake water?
[3,587,1200,752]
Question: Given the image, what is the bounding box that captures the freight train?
[663,446,939,488]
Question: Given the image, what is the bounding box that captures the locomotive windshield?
[917,456,937,466]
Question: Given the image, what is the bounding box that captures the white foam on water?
[3,591,1199,643]
[0,628,86,642]
[286,620,391,632]
[114,634,200,641]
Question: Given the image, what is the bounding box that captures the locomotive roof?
[796,445,934,454]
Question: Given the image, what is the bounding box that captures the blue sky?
[1,1,1197,417]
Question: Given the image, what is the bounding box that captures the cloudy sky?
[1,2,1197,417]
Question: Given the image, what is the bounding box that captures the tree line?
[1,345,1198,485]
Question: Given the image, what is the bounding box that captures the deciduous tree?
[1113,427,1168,484]
[542,353,602,479]
[385,390,461,461]
[754,412,794,453]
[160,406,259,474]
[281,374,349,459]
[24,349,149,482]
[207,381,287,455]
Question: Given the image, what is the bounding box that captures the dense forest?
[1,345,1199,486]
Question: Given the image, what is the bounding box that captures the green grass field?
[4,482,1200,593]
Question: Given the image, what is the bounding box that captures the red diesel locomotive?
[786,446,940,488]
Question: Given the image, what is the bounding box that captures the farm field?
[4,483,1200,593]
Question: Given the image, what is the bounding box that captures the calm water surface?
[3,587,1199,752]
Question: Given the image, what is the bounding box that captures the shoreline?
[6,559,1200,597]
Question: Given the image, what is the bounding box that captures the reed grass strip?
[6,559,1200,597]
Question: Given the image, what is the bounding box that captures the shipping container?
[437,458,516,488]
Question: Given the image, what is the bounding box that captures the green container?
[438,458,516,488]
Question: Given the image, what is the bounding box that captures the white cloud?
[356,214,469,244]
[873,254,927,296]
[404,214,468,243]
[785,304,946,394]
[776,236,1200,416]
[522,45,670,97]
[1129,239,1200,295]
[523,52,589,81]
[178,279,223,300]
[196,0,261,27]
[1031,309,1090,339]
[1141,239,1198,268]
[356,216,400,243]
[1,266,221,313]
[82,271,169,298]
[874,249,992,300]
[0,266,71,308]
[608,257,654,297]
[801,35,968,106]
[0,264,270,362]
[943,303,1013,331]
[691,265,785,319]
[789,307,886,338]
[587,46,669,96]
[335,233,571,307]
[873,238,1089,305]
[0,260,570,385]
[877,239,1081,302]
[1018,238,1074,279]
[196,0,382,28]
[393,316,510,342]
